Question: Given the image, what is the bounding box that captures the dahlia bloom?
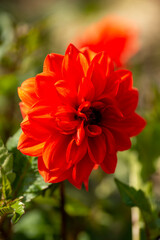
[75,16,139,66]
[18,44,145,189]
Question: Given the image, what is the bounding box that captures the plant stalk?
[130,154,140,240]
[60,182,66,240]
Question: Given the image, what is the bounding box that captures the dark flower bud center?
[75,107,102,126]
[85,107,102,125]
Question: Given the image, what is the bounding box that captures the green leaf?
[0,206,13,216]
[6,130,50,202]
[115,178,160,238]
[0,138,13,169]
[6,128,22,151]
[1,169,12,199]
[115,178,152,212]
[11,199,25,224]
[20,157,51,202]
[0,198,25,224]
[0,138,16,199]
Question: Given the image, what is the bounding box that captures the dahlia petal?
[62,44,88,91]
[42,134,71,170]
[77,52,89,76]
[68,154,94,190]
[102,128,116,154]
[116,89,138,116]
[55,105,77,117]
[18,132,44,156]
[18,77,37,106]
[38,156,72,183]
[55,105,79,133]
[101,72,120,98]
[88,134,106,164]
[111,130,131,151]
[21,115,52,141]
[76,16,139,66]
[19,102,30,118]
[35,72,59,101]
[28,100,56,130]
[102,103,124,124]
[116,70,133,92]
[43,53,63,78]
[55,80,77,103]
[78,101,91,113]
[56,120,79,134]
[76,120,85,146]
[91,101,106,110]
[86,125,102,137]
[101,152,117,174]
[105,113,146,137]
[28,100,54,117]
[78,77,95,103]
[66,137,88,165]
[87,52,114,98]
[81,48,96,63]
[122,113,146,137]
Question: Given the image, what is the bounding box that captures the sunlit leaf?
[1,169,12,199]
[0,206,13,216]
[11,199,25,224]
[0,198,25,224]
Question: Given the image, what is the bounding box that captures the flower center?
[84,107,102,125]
[75,106,102,126]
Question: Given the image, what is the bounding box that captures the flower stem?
[60,182,66,240]
[0,215,12,240]
[129,154,140,240]
[131,207,140,240]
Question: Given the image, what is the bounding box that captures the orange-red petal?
[18,132,44,156]
[101,152,117,174]
[88,134,106,164]
[68,154,94,190]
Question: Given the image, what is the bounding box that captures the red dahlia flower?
[75,16,139,66]
[18,44,145,189]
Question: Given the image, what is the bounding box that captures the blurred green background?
[0,0,160,239]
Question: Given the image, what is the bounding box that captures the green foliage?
[115,178,160,239]
[0,138,24,223]
[0,198,25,224]
[0,138,16,197]
[0,1,160,239]
[0,131,51,226]
[1,169,12,199]
[115,178,152,211]
[11,199,25,224]
[6,129,51,202]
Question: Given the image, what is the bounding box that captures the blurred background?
[0,0,160,239]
